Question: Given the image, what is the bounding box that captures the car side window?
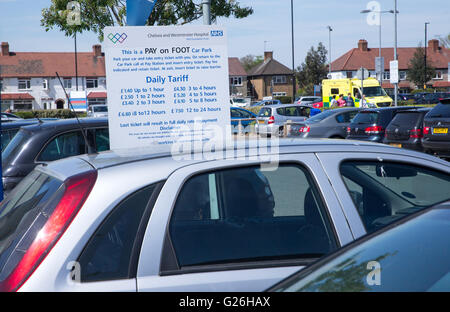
[95,128,110,152]
[37,131,87,162]
[167,165,337,270]
[230,109,241,118]
[76,183,159,283]
[340,161,450,234]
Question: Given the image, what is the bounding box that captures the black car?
[2,117,109,194]
[1,119,44,151]
[398,93,416,102]
[346,106,420,143]
[289,107,362,139]
[268,201,450,292]
[422,98,450,159]
[383,107,432,152]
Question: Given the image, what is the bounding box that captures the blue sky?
[1,0,449,69]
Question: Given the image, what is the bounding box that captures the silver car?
[255,104,311,137]
[87,104,108,118]
[0,139,449,292]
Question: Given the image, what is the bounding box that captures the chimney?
[264,51,273,61]
[428,39,439,52]
[93,44,102,57]
[358,39,368,52]
[1,42,9,56]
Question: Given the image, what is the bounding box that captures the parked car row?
[283,99,450,160]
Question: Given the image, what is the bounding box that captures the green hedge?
[13,109,87,119]
[274,96,292,104]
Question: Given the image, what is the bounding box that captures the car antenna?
[55,72,97,154]
[32,111,44,124]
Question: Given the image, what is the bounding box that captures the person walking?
[360,95,368,108]
[346,93,355,107]
[330,95,338,108]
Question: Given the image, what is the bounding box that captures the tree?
[437,33,450,48]
[41,0,253,40]
[295,42,328,95]
[239,54,263,72]
[407,45,436,88]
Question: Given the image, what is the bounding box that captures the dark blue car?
[231,107,256,134]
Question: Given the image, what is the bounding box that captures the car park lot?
[0,139,449,292]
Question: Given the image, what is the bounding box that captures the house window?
[13,100,32,111]
[86,78,99,89]
[230,76,243,86]
[272,76,287,84]
[383,72,390,80]
[42,78,49,90]
[18,79,31,90]
[346,71,354,78]
[399,71,407,80]
[273,92,287,97]
[433,71,443,80]
[64,78,72,89]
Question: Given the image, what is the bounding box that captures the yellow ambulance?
[322,77,393,108]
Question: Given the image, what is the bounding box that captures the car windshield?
[233,99,246,103]
[306,109,336,123]
[426,103,450,118]
[2,130,31,167]
[272,207,450,292]
[93,106,108,112]
[364,87,387,97]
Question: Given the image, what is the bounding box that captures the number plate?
[389,143,402,148]
[258,120,265,124]
[433,128,448,134]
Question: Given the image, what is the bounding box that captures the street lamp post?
[394,0,398,106]
[291,0,296,102]
[360,9,396,85]
[327,26,332,75]
[424,22,430,89]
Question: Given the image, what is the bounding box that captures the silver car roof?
[38,139,449,178]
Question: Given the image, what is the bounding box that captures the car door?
[316,151,450,239]
[136,154,353,291]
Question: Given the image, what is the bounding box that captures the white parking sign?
[390,60,399,84]
[104,25,231,152]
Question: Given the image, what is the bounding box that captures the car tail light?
[268,116,275,124]
[0,171,97,292]
[298,126,310,133]
[346,126,351,134]
[423,126,430,135]
[365,126,384,134]
[410,128,423,138]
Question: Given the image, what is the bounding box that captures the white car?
[87,105,108,118]
[230,98,248,107]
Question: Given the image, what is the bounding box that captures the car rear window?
[426,103,450,118]
[352,112,379,124]
[389,112,422,127]
[0,171,64,280]
[2,129,32,167]
[258,107,272,117]
[93,106,107,112]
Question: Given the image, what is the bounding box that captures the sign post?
[104,25,231,154]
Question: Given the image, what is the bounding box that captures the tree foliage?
[295,42,328,95]
[407,45,436,87]
[239,54,263,72]
[41,0,253,40]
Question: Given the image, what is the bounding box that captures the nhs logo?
[210,30,223,37]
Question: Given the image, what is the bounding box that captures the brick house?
[228,57,248,98]
[330,39,450,94]
[247,51,295,101]
[0,42,107,111]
